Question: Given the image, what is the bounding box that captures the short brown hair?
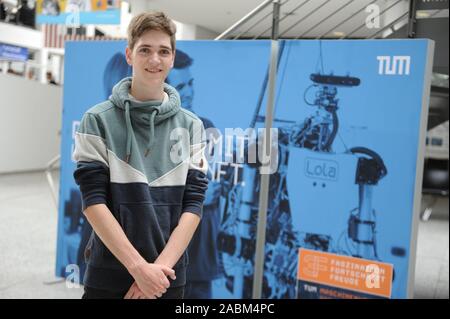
[127,11,177,52]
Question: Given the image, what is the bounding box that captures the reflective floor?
[0,171,448,299]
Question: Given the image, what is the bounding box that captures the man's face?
[167,67,194,111]
[126,29,175,87]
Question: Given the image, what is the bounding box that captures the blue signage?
[0,44,28,61]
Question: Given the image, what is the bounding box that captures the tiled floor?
[0,171,448,299]
[415,195,449,299]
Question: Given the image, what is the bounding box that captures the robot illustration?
[215,41,396,299]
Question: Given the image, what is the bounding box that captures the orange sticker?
[297,248,393,298]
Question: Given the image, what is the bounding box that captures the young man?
[73,11,208,299]
[166,49,222,299]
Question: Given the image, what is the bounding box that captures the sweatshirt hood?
[109,77,181,163]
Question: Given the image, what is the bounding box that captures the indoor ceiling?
[134,0,411,39]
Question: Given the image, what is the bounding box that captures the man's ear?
[125,47,132,66]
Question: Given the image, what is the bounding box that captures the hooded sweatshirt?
[73,77,208,291]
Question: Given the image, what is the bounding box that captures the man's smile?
[145,68,162,73]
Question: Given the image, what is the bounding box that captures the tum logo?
[377,56,411,75]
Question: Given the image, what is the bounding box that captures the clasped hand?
[126,262,176,299]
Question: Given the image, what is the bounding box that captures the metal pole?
[234,0,290,40]
[215,0,274,40]
[251,40,279,299]
[272,0,281,40]
[254,0,310,39]
[407,0,418,38]
[252,1,281,298]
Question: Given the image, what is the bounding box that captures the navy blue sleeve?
[182,169,208,218]
[73,161,110,211]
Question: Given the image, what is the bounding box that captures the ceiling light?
[416,11,430,18]
[333,31,345,37]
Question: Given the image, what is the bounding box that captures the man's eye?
[139,48,149,54]
[160,50,170,55]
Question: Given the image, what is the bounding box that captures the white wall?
[175,22,219,40]
[174,21,196,40]
[0,73,62,173]
[0,22,43,50]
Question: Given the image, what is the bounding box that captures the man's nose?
[148,52,161,64]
